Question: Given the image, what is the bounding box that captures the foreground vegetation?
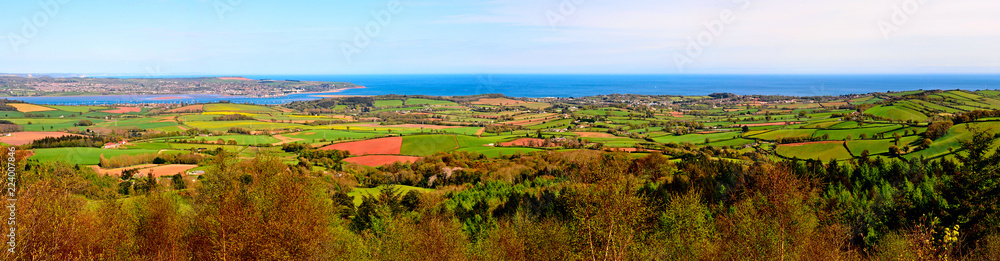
[5,136,1000,260]
[3,89,1000,259]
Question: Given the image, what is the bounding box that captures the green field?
[800,120,842,129]
[7,118,103,131]
[405,98,458,106]
[126,142,174,150]
[814,125,904,141]
[374,100,404,107]
[866,105,928,122]
[401,135,459,156]
[187,135,280,145]
[846,136,922,156]
[907,122,1000,159]
[706,138,755,147]
[45,105,111,113]
[653,132,741,144]
[748,129,817,141]
[775,142,853,161]
[846,139,895,156]
[454,135,509,148]
[284,130,384,143]
[456,146,542,158]
[96,117,182,130]
[168,143,246,152]
[32,148,162,165]
[185,120,303,131]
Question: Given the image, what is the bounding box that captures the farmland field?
[814,125,904,141]
[866,105,928,122]
[401,135,459,156]
[45,105,111,112]
[187,135,280,145]
[9,103,54,112]
[4,91,999,208]
[320,137,403,155]
[204,103,276,112]
[374,100,404,107]
[405,98,458,106]
[344,155,421,167]
[32,148,162,165]
[748,129,817,141]
[283,130,384,143]
[12,89,969,169]
[776,141,853,161]
[185,120,301,131]
[0,132,82,146]
[653,132,741,144]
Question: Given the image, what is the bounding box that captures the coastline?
[1,86,366,100]
[294,86,368,97]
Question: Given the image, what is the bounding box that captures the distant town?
[0,75,361,97]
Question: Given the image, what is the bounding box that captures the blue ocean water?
[5,74,1000,105]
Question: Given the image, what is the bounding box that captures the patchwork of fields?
[4,89,1000,180]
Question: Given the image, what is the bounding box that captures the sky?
[0,0,998,75]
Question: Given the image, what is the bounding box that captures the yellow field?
[9,103,55,112]
[203,104,275,112]
[201,112,258,116]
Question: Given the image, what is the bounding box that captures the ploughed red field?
[0,132,82,146]
[319,136,402,155]
[343,155,421,167]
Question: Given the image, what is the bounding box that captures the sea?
[4,74,1000,105]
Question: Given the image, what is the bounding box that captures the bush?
[171,174,186,190]
[228,127,251,135]
[925,121,954,140]
[212,114,255,121]
[75,119,94,126]
[0,123,24,133]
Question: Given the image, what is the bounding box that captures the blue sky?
[1,0,998,75]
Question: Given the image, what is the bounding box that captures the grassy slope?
[776,142,853,161]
